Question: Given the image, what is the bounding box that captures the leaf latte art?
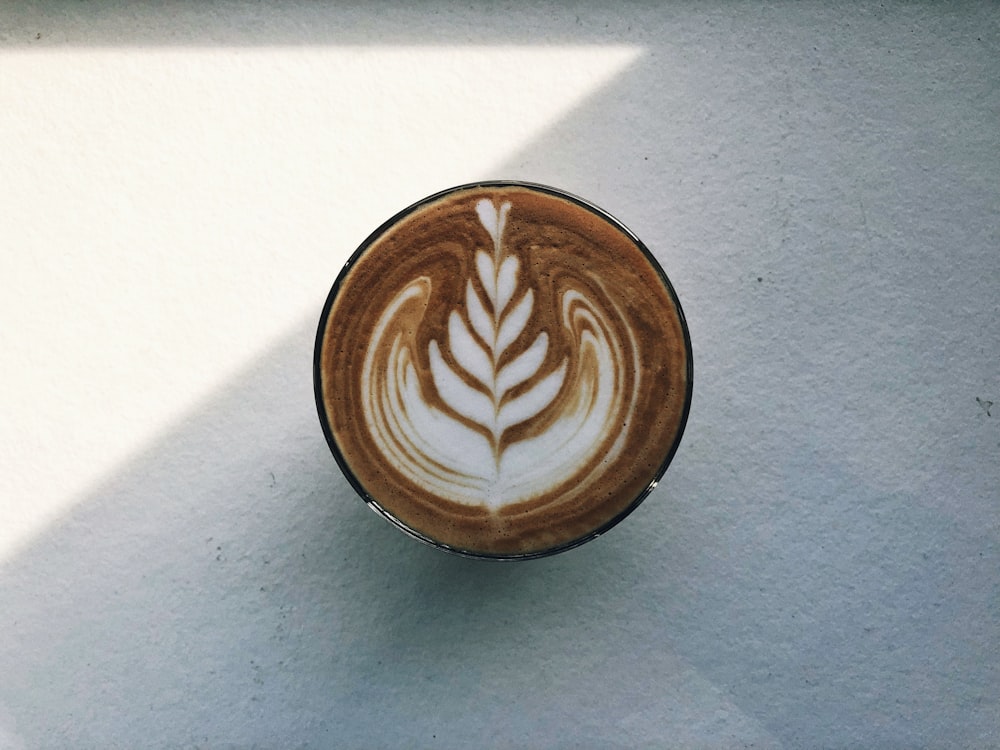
[362,198,639,510]
[317,184,691,557]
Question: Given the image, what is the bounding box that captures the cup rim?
[313,180,693,560]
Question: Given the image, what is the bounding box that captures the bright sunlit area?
[0,42,642,560]
[1,3,998,748]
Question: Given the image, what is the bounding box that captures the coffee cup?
[314,182,692,559]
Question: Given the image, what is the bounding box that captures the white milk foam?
[360,199,640,510]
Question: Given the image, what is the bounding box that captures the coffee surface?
[317,184,690,556]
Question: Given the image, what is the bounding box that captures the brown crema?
[317,184,691,557]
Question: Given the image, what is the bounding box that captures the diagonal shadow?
[3,3,999,749]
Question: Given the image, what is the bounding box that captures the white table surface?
[1,3,998,748]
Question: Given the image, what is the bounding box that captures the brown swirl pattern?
[318,185,690,555]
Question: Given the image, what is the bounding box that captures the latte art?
[362,199,639,510]
[316,183,691,557]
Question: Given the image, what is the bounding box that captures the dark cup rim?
[313,180,693,560]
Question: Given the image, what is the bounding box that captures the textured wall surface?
[1,3,998,748]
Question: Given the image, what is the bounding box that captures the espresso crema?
[315,183,691,557]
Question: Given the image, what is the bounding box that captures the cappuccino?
[315,183,691,558]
